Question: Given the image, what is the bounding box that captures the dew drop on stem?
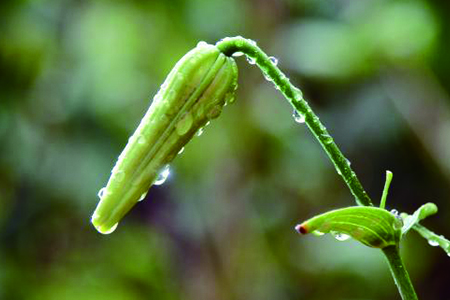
[428,239,439,247]
[178,147,185,155]
[269,56,278,65]
[293,110,305,123]
[246,56,256,65]
[97,187,106,199]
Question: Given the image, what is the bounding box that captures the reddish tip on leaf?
[295,224,307,234]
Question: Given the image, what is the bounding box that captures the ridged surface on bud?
[295,206,402,248]
[92,42,238,234]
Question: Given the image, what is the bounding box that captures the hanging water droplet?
[428,239,439,247]
[113,170,125,182]
[99,222,118,235]
[97,187,106,199]
[249,39,257,46]
[263,73,272,82]
[322,134,333,144]
[390,209,399,217]
[197,41,208,47]
[197,127,204,136]
[138,192,147,202]
[269,56,278,65]
[293,110,305,123]
[246,56,256,65]
[138,136,147,145]
[176,113,193,136]
[205,121,211,127]
[178,147,185,155]
[447,252,450,257]
[154,165,170,185]
[232,51,244,57]
[331,231,351,241]
[312,230,325,236]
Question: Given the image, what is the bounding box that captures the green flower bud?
[92,42,238,234]
[295,206,402,248]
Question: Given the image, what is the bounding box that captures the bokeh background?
[1,0,449,299]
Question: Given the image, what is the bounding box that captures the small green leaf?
[91,42,238,234]
[413,224,450,256]
[400,202,438,234]
[295,206,402,248]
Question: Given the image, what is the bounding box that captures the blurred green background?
[1,0,449,299]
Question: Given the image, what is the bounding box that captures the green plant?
[92,36,449,300]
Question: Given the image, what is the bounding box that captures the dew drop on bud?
[269,56,278,65]
[331,231,351,241]
[390,209,399,217]
[178,147,185,155]
[312,230,325,236]
[197,41,208,47]
[428,239,439,247]
[293,110,305,123]
[97,187,106,199]
[197,127,204,136]
[138,192,147,202]
[232,51,244,57]
[154,165,170,186]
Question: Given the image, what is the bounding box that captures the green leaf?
[400,202,437,235]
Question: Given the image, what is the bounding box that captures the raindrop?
[99,223,118,235]
[428,240,439,247]
[97,187,106,199]
[322,134,333,144]
[197,127,204,136]
[312,230,325,236]
[390,209,399,217]
[346,159,351,166]
[331,231,351,241]
[205,121,211,127]
[269,56,278,65]
[154,165,170,185]
[113,170,125,182]
[178,147,185,155]
[232,52,244,57]
[293,110,305,123]
[447,252,450,257]
[138,136,147,145]
[246,56,256,65]
[197,41,208,47]
[263,73,272,82]
[138,192,147,202]
[176,113,193,136]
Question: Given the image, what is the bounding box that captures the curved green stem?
[382,246,418,300]
[216,36,373,207]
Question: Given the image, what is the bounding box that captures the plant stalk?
[382,246,418,300]
[216,37,373,207]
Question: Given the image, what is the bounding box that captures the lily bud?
[92,42,238,234]
[295,206,402,248]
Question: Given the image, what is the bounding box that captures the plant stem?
[380,170,393,209]
[382,246,418,300]
[216,36,373,207]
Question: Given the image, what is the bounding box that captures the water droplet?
[331,231,351,241]
[269,56,278,65]
[246,56,256,65]
[428,240,439,247]
[293,110,305,123]
[138,136,147,145]
[197,127,204,136]
[97,187,106,199]
[207,104,222,119]
[346,159,351,166]
[248,39,257,46]
[390,209,399,217]
[138,192,147,202]
[312,230,325,236]
[225,92,236,105]
[99,223,118,235]
[197,41,208,47]
[113,170,125,182]
[205,121,211,127]
[178,147,185,155]
[447,252,450,257]
[176,113,193,136]
[263,73,272,82]
[154,165,170,185]
[322,134,333,144]
[232,51,244,57]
